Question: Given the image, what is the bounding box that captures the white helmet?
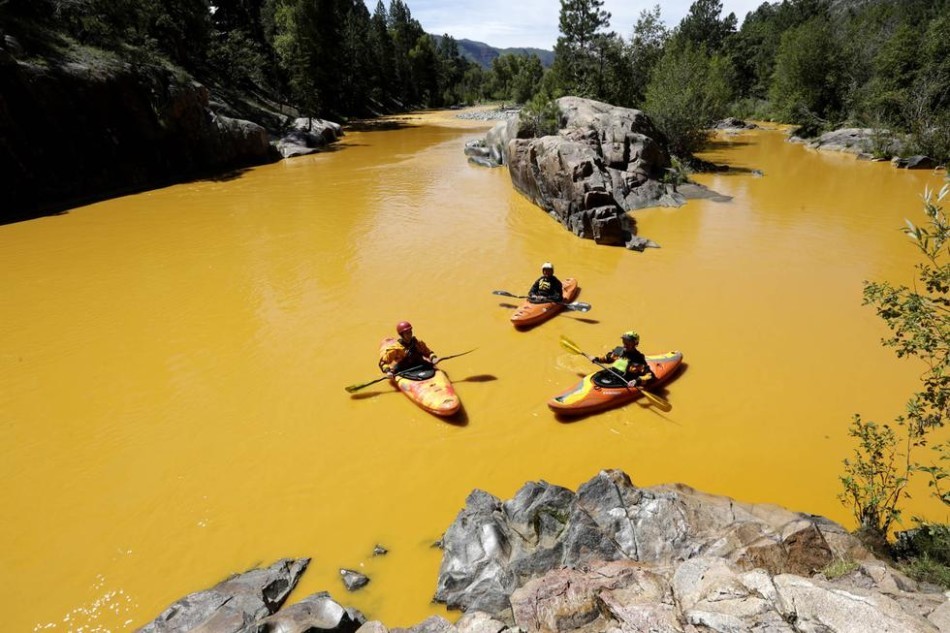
[541,262,554,271]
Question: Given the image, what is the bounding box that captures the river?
[1,108,947,632]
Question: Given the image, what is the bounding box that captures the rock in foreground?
[432,469,950,633]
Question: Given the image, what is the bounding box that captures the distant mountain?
[430,35,554,70]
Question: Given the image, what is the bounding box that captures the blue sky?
[363,1,765,50]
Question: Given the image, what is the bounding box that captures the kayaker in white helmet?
[527,262,564,303]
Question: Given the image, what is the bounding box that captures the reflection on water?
[1,111,947,632]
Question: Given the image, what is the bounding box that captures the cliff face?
[0,49,276,224]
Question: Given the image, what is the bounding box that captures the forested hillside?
[4,0,945,161]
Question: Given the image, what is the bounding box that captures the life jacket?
[608,346,632,373]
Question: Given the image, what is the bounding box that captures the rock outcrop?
[276,117,345,158]
[137,558,310,633]
[135,558,367,633]
[132,471,950,633]
[430,469,949,633]
[0,52,286,223]
[467,97,721,250]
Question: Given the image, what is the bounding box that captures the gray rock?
[135,558,309,633]
[244,591,366,633]
[434,470,874,619]
[466,97,729,249]
[893,155,938,169]
[341,568,371,591]
[275,117,344,158]
[391,616,456,633]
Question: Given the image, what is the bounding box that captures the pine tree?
[551,0,613,97]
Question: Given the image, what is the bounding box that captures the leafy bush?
[518,92,560,138]
[894,523,950,588]
[840,181,950,540]
[642,40,733,157]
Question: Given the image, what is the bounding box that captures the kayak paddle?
[344,348,477,393]
[491,290,592,313]
[558,335,672,412]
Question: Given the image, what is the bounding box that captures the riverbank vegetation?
[3,0,947,162]
[840,180,950,587]
[542,0,950,164]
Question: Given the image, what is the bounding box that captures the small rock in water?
[372,544,388,556]
[340,568,370,591]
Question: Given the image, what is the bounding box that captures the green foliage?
[840,181,950,540]
[550,0,614,99]
[518,92,560,138]
[769,17,845,127]
[624,5,668,106]
[643,40,734,156]
[674,0,737,53]
[895,523,950,588]
[839,415,911,535]
[821,558,860,579]
[662,156,691,187]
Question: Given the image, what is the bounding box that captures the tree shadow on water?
[344,119,412,132]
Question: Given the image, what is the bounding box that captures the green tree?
[643,40,733,156]
[408,33,440,106]
[366,0,395,104]
[550,0,613,97]
[625,5,668,106]
[512,54,544,104]
[675,0,736,53]
[840,181,950,539]
[388,0,425,106]
[769,17,846,131]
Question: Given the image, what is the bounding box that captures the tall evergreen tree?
[551,0,614,97]
[675,0,736,53]
[626,5,669,106]
[367,0,396,105]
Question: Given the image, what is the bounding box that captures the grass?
[822,558,861,580]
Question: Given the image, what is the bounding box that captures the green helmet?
[621,331,639,343]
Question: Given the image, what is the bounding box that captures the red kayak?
[511,278,579,329]
[548,351,683,416]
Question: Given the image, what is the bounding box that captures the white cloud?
[365,0,765,50]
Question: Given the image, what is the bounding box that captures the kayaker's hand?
[430,355,440,366]
[386,370,395,378]
[627,379,639,388]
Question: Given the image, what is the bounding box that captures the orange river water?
[1,107,948,632]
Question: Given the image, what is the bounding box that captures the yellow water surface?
[1,109,947,632]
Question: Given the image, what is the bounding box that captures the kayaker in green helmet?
[593,331,654,388]
[527,262,564,303]
[379,321,439,377]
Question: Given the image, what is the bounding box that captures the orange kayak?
[510,278,579,329]
[548,351,683,416]
[379,338,461,416]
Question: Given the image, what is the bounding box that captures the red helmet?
[396,321,413,334]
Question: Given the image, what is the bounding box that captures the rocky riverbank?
[0,36,343,225]
[134,470,950,633]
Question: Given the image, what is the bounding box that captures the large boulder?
[135,558,309,633]
[276,118,345,158]
[0,55,279,223]
[433,470,873,618]
[473,97,696,250]
[433,471,949,632]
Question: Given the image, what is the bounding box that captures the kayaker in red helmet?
[593,331,654,388]
[527,262,564,303]
[379,321,440,377]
